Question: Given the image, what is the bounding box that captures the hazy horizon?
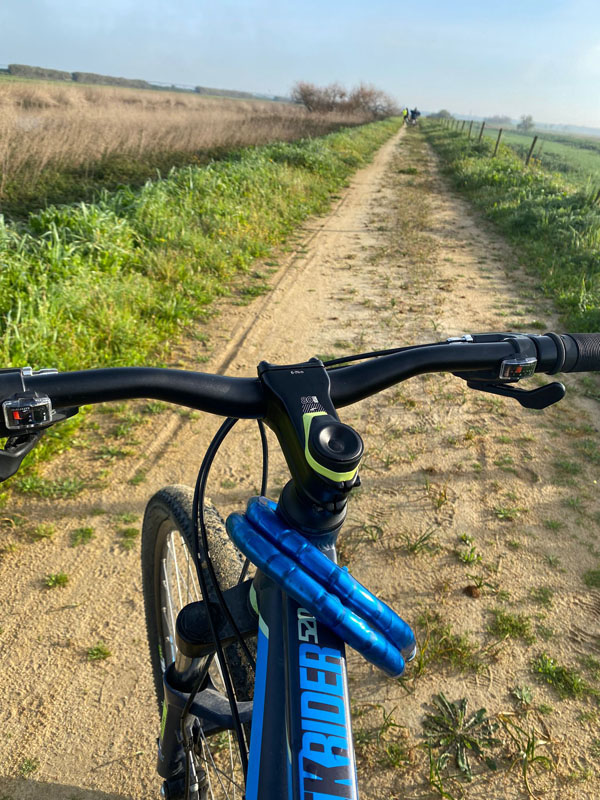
[1,0,598,129]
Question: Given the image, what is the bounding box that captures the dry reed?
[0,81,370,199]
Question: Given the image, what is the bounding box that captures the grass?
[498,715,554,797]
[531,653,595,699]
[424,120,600,332]
[87,641,111,661]
[29,522,56,541]
[401,528,437,554]
[0,81,375,218]
[119,526,140,550]
[44,572,69,588]
[15,475,86,499]
[408,612,484,678]
[18,757,39,777]
[582,568,600,587]
[70,526,94,546]
[456,546,481,564]
[489,610,535,643]
[493,505,524,521]
[352,704,411,770]
[481,126,600,188]
[0,116,401,500]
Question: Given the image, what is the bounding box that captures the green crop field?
[482,126,600,187]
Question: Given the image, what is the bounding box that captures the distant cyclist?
[402,107,409,125]
[410,107,421,125]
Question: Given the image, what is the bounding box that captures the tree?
[517,114,535,132]
[429,109,454,120]
[291,81,398,119]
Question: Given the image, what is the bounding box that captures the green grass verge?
[423,121,600,331]
[0,117,401,372]
[481,127,600,188]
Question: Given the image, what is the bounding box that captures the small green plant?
[532,653,593,699]
[494,454,516,473]
[537,704,554,715]
[117,512,139,524]
[457,546,481,564]
[511,685,534,708]
[494,506,524,521]
[145,400,168,414]
[128,469,147,486]
[499,715,554,798]
[464,573,498,596]
[404,612,484,682]
[489,610,535,643]
[553,459,581,476]
[530,586,553,608]
[352,703,411,770]
[543,519,563,532]
[426,744,459,800]
[87,641,111,661]
[422,693,498,781]
[583,569,600,588]
[16,475,85,499]
[401,528,437,554]
[44,572,69,589]
[563,495,584,511]
[119,526,140,550]
[30,522,56,541]
[70,526,94,546]
[19,757,39,777]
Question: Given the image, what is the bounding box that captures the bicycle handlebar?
[1,332,599,426]
[562,333,600,372]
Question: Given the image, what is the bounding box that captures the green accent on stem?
[303,411,359,482]
[160,699,168,740]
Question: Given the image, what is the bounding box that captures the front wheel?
[141,484,253,799]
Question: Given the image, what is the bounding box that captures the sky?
[1,0,600,128]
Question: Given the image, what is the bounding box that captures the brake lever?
[466,380,566,410]
[0,431,45,481]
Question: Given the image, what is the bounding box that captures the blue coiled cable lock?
[226,496,416,678]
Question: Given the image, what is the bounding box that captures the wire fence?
[436,117,600,187]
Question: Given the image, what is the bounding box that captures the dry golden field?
[0,80,369,206]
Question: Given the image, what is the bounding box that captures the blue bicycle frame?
[247,571,358,800]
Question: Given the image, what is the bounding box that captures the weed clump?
[422,693,499,781]
[531,653,595,699]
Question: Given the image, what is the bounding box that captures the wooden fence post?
[478,121,485,142]
[493,128,503,157]
[525,135,538,166]
[467,120,473,139]
[461,120,466,132]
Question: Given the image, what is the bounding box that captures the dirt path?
[1,127,599,799]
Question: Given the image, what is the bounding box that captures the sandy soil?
[0,126,599,799]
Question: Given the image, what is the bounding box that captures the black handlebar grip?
[563,333,600,372]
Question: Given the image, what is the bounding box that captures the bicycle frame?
[159,564,358,799]
[247,572,358,800]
